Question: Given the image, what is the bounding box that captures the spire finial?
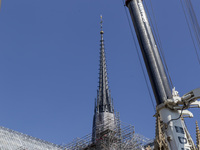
[100,15,104,34]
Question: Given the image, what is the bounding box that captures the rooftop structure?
[0,126,63,150]
[65,113,152,150]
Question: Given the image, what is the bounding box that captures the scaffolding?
[64,113,153,150]
[0,115,153,150]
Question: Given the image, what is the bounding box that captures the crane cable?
[143,0,174,89]
[121,0,156,112]
[185,0,200,51]
[185,0,200,48]
[180,0,200,65]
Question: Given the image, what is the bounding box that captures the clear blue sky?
[0,0,200,145]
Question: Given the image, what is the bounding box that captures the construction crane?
[125,0,200,149]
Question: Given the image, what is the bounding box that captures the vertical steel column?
[126,0,172,105]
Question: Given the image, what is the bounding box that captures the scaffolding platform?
[64,113,153,150]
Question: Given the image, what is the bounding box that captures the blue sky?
[0,0,200,145]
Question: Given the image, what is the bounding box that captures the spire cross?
[100,15,103,27]
[100,15,104,34]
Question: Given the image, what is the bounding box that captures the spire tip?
[100,15,104,34]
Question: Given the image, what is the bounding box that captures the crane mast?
[126,0,200,149]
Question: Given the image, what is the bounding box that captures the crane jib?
[125,0,172,105]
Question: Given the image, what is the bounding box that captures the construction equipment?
[125,0,200,149]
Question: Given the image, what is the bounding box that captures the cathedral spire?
[92,15,116,144]
[97,15,113,113]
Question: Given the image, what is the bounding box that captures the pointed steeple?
[196,121,200,150]
[92,16,115,143]
[96,15,113,113]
